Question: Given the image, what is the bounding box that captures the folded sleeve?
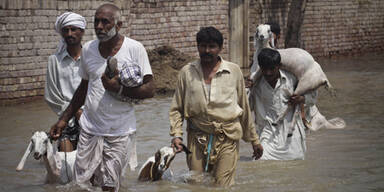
[237,68,260,145]
[169,70,185,138]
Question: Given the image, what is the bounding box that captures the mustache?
[64,36,75,41]
[95,30,106,35]
[96,32,106,36]
[201,53,214,58]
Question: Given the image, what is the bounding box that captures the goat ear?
[138,161,153,181]
[16,141,32,171]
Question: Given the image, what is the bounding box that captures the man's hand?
[50,120,67,140]
[288,94,305,106]
[252,143,263,160]
[101,69,120,93]
[245,77,253,88]
[75,108,83,121]
[171,137,184,153]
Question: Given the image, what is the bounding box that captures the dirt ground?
[147,46,196,95]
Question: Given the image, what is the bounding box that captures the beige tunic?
[169,58,260,145]
[169,58,260,186]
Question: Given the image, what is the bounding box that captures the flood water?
[1,53,383,192]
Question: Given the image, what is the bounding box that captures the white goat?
[251,24,334,96]
[16,131,76,184]
[250,24,345,130]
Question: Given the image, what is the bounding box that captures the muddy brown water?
[1,53,384,192]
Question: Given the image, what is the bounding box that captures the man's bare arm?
[60,79,88,122]
[101,73,155,99]
[50,79,88,139]
[121,75,154,99]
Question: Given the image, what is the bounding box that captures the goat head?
[16,131,49,171]
[138,145,191,181]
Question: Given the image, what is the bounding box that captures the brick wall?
[128,0,229,57]
[1,0,384,104]
[0,0,133,105]
[0,0,229,105]
[249,0,384,57]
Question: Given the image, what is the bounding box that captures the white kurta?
[74,37,151,189]
[44,50,82,116]
[249,70,317,160]
[78,37,152,136]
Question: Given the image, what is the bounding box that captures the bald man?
[49,4,154,191]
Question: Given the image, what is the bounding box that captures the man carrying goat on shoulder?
[249,48,317,160]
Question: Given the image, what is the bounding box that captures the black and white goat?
[16,131,76,184]
[138,145,191,181]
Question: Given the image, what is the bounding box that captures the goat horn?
[16,141,32,171]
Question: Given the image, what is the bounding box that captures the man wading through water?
[170,26,263,187]
[50,3,154,191]
[45,12,86,152]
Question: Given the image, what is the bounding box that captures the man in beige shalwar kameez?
[170,27,263,187]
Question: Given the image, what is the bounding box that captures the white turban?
[54,12,87,54]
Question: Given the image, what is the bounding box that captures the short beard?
[97,26,117,42]
[65,37,81,46]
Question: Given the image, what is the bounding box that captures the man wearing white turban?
[45,12,86,152]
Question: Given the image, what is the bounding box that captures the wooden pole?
[229,0,249,69]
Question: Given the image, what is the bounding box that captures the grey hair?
[97,3,122,24]
[113,9,121,24]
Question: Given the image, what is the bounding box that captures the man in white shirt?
[49,3,154,191]
[249,48,317,160]
[45,12,86,152]
[248,22,328,132]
